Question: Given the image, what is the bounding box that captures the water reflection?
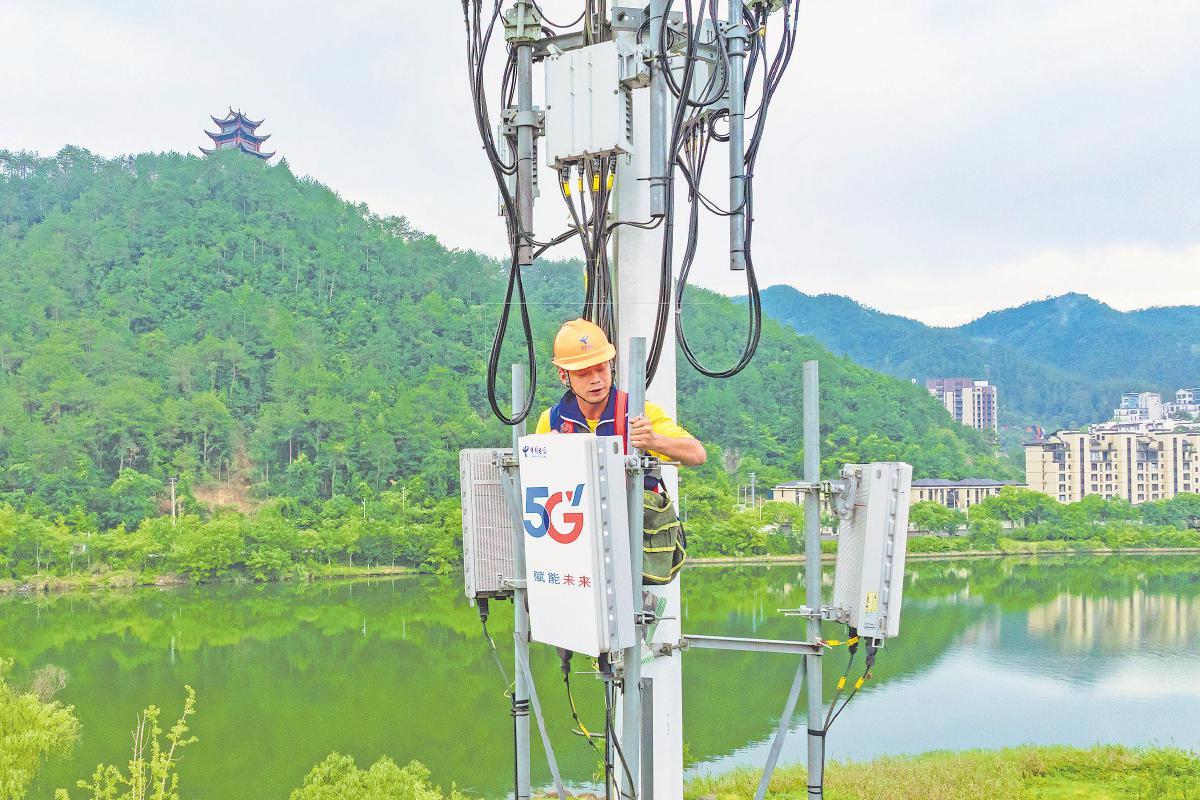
[1,554,1197,798]
[1026,591,1200,652]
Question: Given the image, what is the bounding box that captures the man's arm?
[628,416,707,466]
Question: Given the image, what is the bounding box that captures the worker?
[536,318,705,583]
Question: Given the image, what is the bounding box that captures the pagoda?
[200,108,275,159]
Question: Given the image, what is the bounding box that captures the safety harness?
[548,389,660,491]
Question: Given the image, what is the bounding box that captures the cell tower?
[458,4,914,799]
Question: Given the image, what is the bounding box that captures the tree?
[0,659,80,800]
[170,516,244,582]
[103,469,162,530]
[908,501,966,534]
[974,487,1057,527]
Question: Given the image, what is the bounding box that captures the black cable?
[465,0,539,425]
[645,0,702,385]
[531,0,585,29]
[826,640,877,731]
[560,650,606,766]
[671,0,803,380]
[476,599,512,691]
[606,678,637,799]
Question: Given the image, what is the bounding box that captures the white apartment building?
[1114,392,1164,424]
[1110,388,1200,430]
[926,378,998,432]
[1026,429,1200,504]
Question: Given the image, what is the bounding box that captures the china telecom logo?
[524,484,586,544]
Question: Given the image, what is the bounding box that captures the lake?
[4,554,1199,797]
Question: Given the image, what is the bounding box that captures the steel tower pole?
[512,365,532,800]
[803,360,824,798]
[726,0,748,270]
[621,337,647,798]
[613,18,683,799]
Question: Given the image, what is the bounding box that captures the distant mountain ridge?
[758,286,1200,432]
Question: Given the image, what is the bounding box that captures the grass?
[684,745,1200,800]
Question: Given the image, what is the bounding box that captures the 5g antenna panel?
[460,448,515,600]
[544,42,634,167]
[832,462,913,639]
[517,434,635,657]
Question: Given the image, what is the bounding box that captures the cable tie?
[806,728,826,738]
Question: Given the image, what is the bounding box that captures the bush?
[290,756,465,800]
[0,659,80,800]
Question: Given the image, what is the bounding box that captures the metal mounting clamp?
[504,0,542,43]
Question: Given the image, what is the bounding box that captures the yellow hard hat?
[552,318,616,370]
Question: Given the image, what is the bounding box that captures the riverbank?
[7,545,1200,594]
[684,744,1200,799]
[0,564,414,595]
[688,545,1200,566]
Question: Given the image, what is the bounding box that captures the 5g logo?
[524,484,586,543]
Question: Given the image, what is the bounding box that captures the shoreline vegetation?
[0,562,413,595]
[5,483,1200,595]
[4,545,1199,597]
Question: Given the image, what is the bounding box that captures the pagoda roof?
[210,107,264,129]
[205,128,271,145]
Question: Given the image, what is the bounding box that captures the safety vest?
[548,389,661,491]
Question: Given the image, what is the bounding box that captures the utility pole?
[613,10,684,796]
[510,365,532,800]
[168,476,178,527]
[802,361,825,797]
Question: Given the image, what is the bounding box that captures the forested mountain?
[0,148,1012,532]
[759,286,1200,432]
[962,294,1200,389]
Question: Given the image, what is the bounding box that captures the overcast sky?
[2,1,1197,326]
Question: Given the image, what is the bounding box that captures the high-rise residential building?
[926,378,998,432]
[1025,429,1200,504]
[200,108,275,160]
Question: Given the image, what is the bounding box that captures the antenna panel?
[460,448,515,600]
[832,462,912,639]
[517,434,635,657]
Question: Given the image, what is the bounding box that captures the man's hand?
[629,415,658,453]
[628,415,708,466]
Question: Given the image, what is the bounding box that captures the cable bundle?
[464,1,802,421]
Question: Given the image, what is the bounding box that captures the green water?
[4,554,1199,797]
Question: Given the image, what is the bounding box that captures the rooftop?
[910,478,1023,488]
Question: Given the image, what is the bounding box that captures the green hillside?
[759,285,1200,432]
[0,148,1013,542]
[963,293,1200,389]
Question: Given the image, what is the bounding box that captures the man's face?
[561,361,613,406]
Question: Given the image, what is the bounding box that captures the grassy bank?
[685,745,1200,800]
